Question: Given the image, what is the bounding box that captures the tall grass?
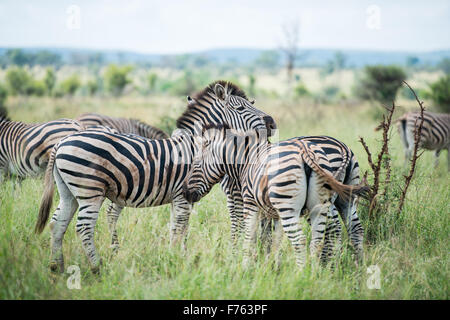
[0,96,448,299]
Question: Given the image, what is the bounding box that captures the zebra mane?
[176,81,248,130]
[0,109,10,124]
[202,123,231,133]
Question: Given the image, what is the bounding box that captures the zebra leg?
[320,205,342,266]
[75,198,105,274]
[260,217,273,255]
[48,170,78,273]
[337,196,364,263]
[169,195,192,248]
[447,146,450,171]
[270,218,283,269]
[434,149,441,168]
[242,199,259,268]
[309,202,330,264]
[106,201,123,252]
[276,209,306,269]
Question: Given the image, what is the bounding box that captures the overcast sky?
[0,0,449,53]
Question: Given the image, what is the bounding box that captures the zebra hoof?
[91,265,101,275]
[110,244,120,254]
[49,261,64,274]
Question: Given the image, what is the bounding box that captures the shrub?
[294,83,310,98]
[356,65,406,104]
[87,80,99,96]
[26,80,46,97]
[44,68,56,95]
[428,75,450,112]
[5,67,32,95]
[104,64,133,96]
[0,83,8,109]
[60,75,81,96]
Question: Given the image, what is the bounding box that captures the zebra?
[0,115,84,181]
[182,125,368,269]
[224,135,365,262]
[77,113,169,139]
[396,111,450,169]
[34,81,276,274]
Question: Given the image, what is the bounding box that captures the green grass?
[0,96,448,299]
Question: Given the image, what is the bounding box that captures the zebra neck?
[222,139,270,184]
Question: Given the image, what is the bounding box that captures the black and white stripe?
[224,135,364,262]
[183,125,368,269]
[34,81,276,273]
[0,115,83,180]
[397,111,450,169]
[77,113,169,139]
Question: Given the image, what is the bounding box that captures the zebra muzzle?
[182,183,202,203]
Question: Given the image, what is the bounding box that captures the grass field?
[0,94,449,299]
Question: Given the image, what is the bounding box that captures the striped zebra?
[182,125,368,268]
[396,111,450,169]
[225,135,365,262]
[0,115,84,181]
[77,113,169,139]
[34,81,276,273]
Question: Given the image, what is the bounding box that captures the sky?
[0,0,449,54]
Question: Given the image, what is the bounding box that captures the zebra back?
[397,111,450,151]
[0,118,84,178]
[77,113,168,139]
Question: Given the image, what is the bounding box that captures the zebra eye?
[235,106,245,112]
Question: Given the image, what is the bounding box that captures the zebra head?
[182,124,229,203]
[176,81,276,137]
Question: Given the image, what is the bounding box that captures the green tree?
[5,67,32,95]
[44,68,56,95]
[428,75,450,112]
[357,65,407,104]
[60,75,81,96]
[104,64,133,96]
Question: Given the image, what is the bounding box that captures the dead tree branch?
[397,81,425,214]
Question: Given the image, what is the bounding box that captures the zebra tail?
[298,141,370,201]
[35,146,57,234]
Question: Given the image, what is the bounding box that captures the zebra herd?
[0,80,448,274]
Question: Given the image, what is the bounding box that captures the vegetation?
[356,65,407,104]
[60,75,81,96]
[0,94,448,299]
[104,64,133,96]
[428,75,450,112]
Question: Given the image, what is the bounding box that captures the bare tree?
[280,19,300,85]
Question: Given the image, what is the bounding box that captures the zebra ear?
[187,96,196,105]
[250,100,255,104]
[213,83,227,101]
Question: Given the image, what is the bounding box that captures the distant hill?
[0,47,449,67]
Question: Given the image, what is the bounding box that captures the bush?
[5,67,32,95]
[0,83,8,109]
[357,65,406,104]
[44,68,56,95]
[104,64,133,96]
[60,75,81,96]
[428,75,450,112]
[87,80,99,96]
[294,83,310,98]
[26,80,46,96]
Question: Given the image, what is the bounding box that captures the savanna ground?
[0,71,449,299]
